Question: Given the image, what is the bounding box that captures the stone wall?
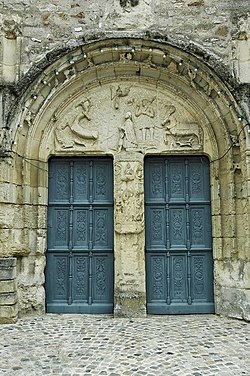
[0,1,250,321]
[0,1,249,80]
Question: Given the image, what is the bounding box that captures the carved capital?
[2,16,22,39]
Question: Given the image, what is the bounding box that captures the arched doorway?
[9,38,249,318]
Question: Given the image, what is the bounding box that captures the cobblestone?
[0,315,249,376]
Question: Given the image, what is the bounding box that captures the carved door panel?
[145,157,214,314]
[46,158,114,313]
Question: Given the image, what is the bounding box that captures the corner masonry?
[0,258,18,323]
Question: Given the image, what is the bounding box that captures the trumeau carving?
[51,82,204,154]
[115,161,144,234]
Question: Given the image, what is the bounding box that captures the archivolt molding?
[10,38,248,167]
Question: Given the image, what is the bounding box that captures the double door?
[46,156,214,315]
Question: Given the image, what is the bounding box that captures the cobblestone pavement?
[0,314,249,376]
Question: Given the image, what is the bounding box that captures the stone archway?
[6,38,250,319]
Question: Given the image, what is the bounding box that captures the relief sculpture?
[163,123,202,149]
[123,96,157,145]
[111,85,131,109]
[115,161,144,234]
[54,98,98,150]
[118,112,138,152]
[161,104,203,150]
[133,97,156,142]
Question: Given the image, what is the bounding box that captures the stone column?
[0,258,18,323]
[113,154,146,317]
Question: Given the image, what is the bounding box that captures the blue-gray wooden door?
[46,158,114,313]
[145,157,214,314]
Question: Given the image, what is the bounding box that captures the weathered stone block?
[0,258,16,268]
[0,279,17,293]
[114,290,146,318]
[0,304,18,319]
[216,286,250,322]
[212,215,221,237]
[0,292,17,305]
[18,285,45,316]
[212,237,223,260]
[0,258,16,280]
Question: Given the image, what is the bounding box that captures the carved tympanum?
[50,83,204,154]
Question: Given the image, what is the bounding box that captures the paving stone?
[0,315,249,375]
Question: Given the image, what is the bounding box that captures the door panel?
[145,156,214,314]
[46,158,114,314]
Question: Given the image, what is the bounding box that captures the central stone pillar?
[113,154,146,317]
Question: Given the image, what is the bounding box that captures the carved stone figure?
[115,161,143,234]
[167,59,179,73]
[54,99,98,149]
[130,97,156,142]
[161,104,177,143]
[203,72,213,96]
[160,103,202,149]
[111,85,131,109]
[119,52,133,62]
[163,122,202,149]
[120,0,139,12]
[188,68,197,88]
[2,16,22,39]
[118,112,138,152]
[23,111,34,128]
[55,122,98,149]
[75,99,92,121]
[64,66,76,81]
[162,104,176,126]
[134,97,156,118]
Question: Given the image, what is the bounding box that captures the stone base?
[216,286,250,322]
[114,290,146,318]
[0,304,18,324]
[0,258,18,324]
